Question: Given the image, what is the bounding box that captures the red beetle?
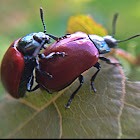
[36,14,140,108]
[0,8,63,98]
[36,31,99,92]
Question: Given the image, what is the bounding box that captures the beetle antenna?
[40,7,47,33]
[112,13,119,38]
[116,34,140,43]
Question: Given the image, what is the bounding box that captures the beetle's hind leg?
[65,75,84,109]
[91,62,101,92]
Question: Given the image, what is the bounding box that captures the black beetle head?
[16,7,52,57]
[89,13,140,54]
[17,32,50,56]
[103,35,117,48]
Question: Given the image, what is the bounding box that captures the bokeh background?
[0,0,140,97]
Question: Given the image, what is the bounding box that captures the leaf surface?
[0,58,140,138]
[66,14,107,36]
[1,14,140,139]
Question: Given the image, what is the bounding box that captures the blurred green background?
[0,0,140,97]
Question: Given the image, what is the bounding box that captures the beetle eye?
[103,35,117,48]
[33,35,42,43]
[33,32,50,44]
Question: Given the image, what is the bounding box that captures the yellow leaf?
[66,14,107,36]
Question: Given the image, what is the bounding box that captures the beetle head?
[89,13,140,54]
[17,7,52,56]
[17,32,50,56]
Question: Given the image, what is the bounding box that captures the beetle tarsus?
[54,52,68,57]
[57,33,71,42]
[60,33,71,39]
[41,71,53,79]
[39,52,68,60]
[91,83,96,92]
[65,99,72,109]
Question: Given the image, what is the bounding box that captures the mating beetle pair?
[1,8,140,108]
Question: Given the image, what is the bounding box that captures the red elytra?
[1,32,53,99]
[36,31,99,91]
[1,38,25,98]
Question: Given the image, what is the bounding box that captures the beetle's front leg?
[38,52,68,60]
[45,33,70,42]
[58,33,71,41]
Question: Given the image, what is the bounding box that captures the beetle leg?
[45,33,71,41]
[46,33,70,41]
[27,74,34,91]
[27,77,52,94]
[27,70,53,94]
[65,75,84,109]
[58,33,71,40]
[27,68,53,93]
[39,52,68,59]
[91,62,101,92]
[99,56,120,65]
[27,74,40,92]
[40,84,53,94]
[27,84,40,92]
[36,65,53,79]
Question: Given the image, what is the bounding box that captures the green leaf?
[0,57,140,138]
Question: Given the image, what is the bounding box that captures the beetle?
[35,13,140,108]
[0,7,65,98]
